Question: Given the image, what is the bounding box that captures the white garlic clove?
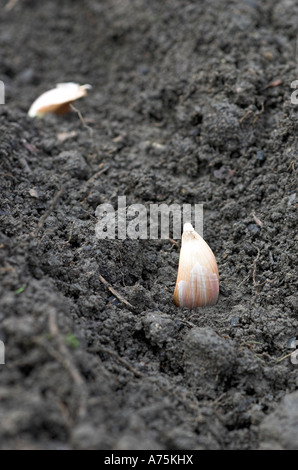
[173,223,219,308]
[28,82,91,118]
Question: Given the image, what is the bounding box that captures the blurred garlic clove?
[28,82,91,118]
[173,223,219,308]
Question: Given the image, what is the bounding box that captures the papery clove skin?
[28,82,91,118]
[173,223,219,308]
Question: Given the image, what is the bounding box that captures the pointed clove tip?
[183,222,194,233]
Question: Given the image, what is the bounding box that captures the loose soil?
[0,0,297,450]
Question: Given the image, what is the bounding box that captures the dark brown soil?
[0,0,297,450]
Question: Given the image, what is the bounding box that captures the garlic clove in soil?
[28,82,91,118]
[173,223,219,308]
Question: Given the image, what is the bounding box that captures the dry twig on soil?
[88,344,144,378]
[36,309,88,421]
[30,187,65,237]
[99,274,137,312]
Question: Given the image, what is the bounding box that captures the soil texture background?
[0,0,297,450]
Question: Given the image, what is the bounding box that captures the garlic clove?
[173,223,219,308]
[28,82,91,118]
